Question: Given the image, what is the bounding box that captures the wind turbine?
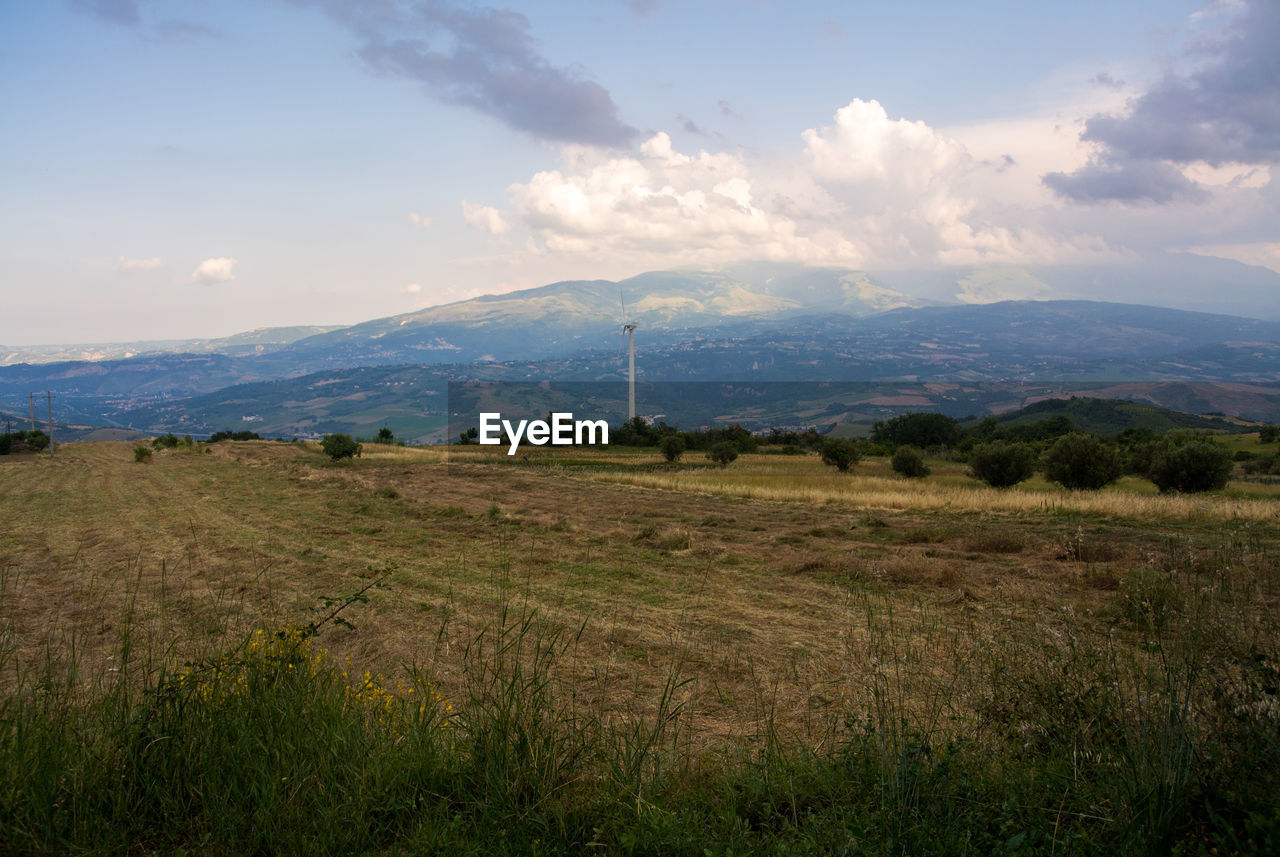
[620,294,637,421]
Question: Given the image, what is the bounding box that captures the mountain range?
[2,257,1279,441]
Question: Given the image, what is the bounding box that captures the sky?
[1,0,1277,344]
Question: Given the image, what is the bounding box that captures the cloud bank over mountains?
[457,0,1277,280]
[68,0,1277,279]
[490,99,1112,273]
[36,0,1278,343]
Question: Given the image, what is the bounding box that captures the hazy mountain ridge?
[0,325,343,367]
[3,259,1279,437]
[5,256,1278,369]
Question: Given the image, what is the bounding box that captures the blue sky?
[2,0,1276,343]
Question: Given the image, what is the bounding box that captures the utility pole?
[28,393,36,432]
[45,391,55,456]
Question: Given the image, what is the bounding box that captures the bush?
[134,446,153,463]
[819,438,860,472]
[1242,453,1280,477]
[1043,433,1122,490]
[967,441,1036,488]
[153,433,195,450]
[1260,424,1279,443]
[152,433,180,450]
[321,433,362,461]
[1147,437,1234,493]
[25,430,49,452]
[660,434,686,463]
[706,442,738,467]
[871,413,961,449]
[375,427,395,444]
[890,446,930,478]
[208,430,261,443]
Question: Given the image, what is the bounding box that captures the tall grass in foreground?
[2,541,1279,856]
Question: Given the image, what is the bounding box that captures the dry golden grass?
[585,453,1280,522]
[2,440,1276,745]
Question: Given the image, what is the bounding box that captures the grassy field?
[2,440,1279,854]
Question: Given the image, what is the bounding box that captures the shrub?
[0,435,9,456]
[321,433,362,461]
[208,430,261,442]
[1147,436,1234,493]
[375,427,395,444]
[25,430,49,452]
[890,445,930,478]
[133,446,153,463]
[1260,424,1279,443]
[706,442,738,467]
[1043,433,1122,490]
[967,441,1036,488]
[152,433,196,451]
[152,433,180,449]
[660,434,686,463]
[871,413,962,449]
[819,438,860,472]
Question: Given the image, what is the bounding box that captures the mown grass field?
[2,440,1279,855]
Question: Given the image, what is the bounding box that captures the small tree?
[321,433,362,461]
[1260,424,1279,444]
[968,441,1036,487]
[1043,433,1121,490]
[706,441,738,467]
[819,438,861,472]
[1147,436,1233,493]
[375,426,395,444]
[661,434,686,463]
[891,445,930,478]
[25,430,49,452]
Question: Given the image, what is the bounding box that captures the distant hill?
[986,397,1244,436]
[0,325,342,367]
[3,259,1278,437]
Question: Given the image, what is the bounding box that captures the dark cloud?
[679,115,705,136]
[1089,71,1125,90]
[717,99,738,119]
[1045,0,1278,205]
[1082,0,1279,165]
[1043,158,1209,205]
[293,0,637,147]
[69,0,141,26]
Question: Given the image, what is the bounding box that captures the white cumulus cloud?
[116,256,164,272]
[461,202,510,235]
[498,101,1105,272]
[408,212,432,228]
[507,132,853,266]
[190,257,237,285]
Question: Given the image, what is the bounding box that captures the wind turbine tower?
[620,294,637,421]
